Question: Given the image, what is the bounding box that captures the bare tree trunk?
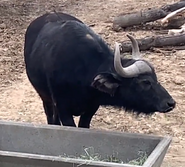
[113,1,185,31]
[121,34,185,52]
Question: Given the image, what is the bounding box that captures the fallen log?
[113,1,185,31]
[120,34,185,52]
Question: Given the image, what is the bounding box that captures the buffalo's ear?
[91,73,120,96]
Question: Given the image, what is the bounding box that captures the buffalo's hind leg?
[78,104,99,128]
[55,100,76,127]
[42,99,61,125]
[27,74,61,125]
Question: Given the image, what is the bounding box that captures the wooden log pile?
[112,0,185,52]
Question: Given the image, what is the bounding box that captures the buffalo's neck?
[96,91,124,108]
[96,55,114,72]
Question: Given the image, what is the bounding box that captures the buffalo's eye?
[141,80,152,90]
[142,80,151,85]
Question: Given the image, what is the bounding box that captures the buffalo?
[24,12,176,128]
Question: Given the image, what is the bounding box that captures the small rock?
[173,76,184,85]
[0,23,6,29]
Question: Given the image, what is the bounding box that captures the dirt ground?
[0,0,185,166]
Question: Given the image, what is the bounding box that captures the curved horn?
[114,42,129,77]
[127,34,141,60]
[114,42,152,78]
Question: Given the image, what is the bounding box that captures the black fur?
[24,12,176,128]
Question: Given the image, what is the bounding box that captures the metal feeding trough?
[0,120,171,167]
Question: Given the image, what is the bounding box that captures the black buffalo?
[24,12,176,128]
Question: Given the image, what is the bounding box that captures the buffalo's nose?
[167,98,176,108]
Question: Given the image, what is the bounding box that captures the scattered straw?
[59,147,148,166]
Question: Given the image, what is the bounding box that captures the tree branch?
[160,6,185,25]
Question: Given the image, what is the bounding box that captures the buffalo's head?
[92,34,176,115]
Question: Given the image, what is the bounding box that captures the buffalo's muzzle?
[163,98,176,113]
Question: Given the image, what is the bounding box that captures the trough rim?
[0,150,142,167]
[0,120,170,140]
